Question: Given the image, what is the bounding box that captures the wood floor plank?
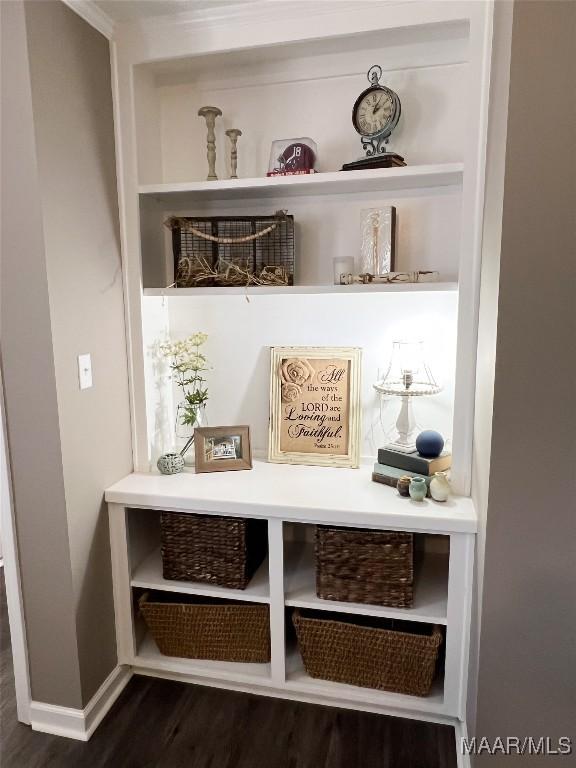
[0,571,457,767]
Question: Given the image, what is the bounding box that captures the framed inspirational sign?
[268,346,362,468]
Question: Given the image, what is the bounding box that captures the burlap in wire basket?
[139,592,271,662]
[161,512,268,589]
[315,526,414,607]
[166,214,295,288]
[293,609,442,696]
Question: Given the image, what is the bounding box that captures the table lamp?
[373,340,441,453]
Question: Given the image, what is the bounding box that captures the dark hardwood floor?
[0,570,456,768]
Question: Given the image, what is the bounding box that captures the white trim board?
[61,0,115,39]
[29,666,132,741]
[0,366,31,724]
[133,667,457,727]
[455,720,472,768]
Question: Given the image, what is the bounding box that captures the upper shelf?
[138,164,464,206]
[143,282,458,297]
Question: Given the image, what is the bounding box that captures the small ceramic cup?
[409,476,427,502]
[397,475,412,497]
[157,453,185,475]
[430,471,450,502]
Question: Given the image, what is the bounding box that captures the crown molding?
[61,0,116,40]
[137,1,392,34]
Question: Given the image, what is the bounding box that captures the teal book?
[372,463,432,486]
[377,448,451,476]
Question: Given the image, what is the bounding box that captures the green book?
[377,448,451,476]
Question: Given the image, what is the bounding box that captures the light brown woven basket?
[160,512,268,589]
[315,526,414,607]
[139,593,271,663]
[293,609,442,696]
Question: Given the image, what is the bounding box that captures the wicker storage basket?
[293,609,442,696]
[160,512,267,589]
[139,593,271,662]
[315,526,414,608]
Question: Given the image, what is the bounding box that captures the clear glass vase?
[175,402,207,465]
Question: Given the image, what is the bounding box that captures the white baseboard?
[455,720,472,768]
[30,665,132,741]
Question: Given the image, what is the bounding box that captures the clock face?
[353,86,397,138]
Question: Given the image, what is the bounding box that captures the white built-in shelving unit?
[107,462,475,722]
[107,0,494,736]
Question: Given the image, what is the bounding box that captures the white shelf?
[285,646,444,714]
[284,542,448,624]
[135,633,271,682]
[143,282,458,297]
[134,635,443,717]
[106,461,477,535]
[131,548,270,603]
[138,164,463,205]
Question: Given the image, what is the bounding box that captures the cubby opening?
[126,508,271,602]
[285,605,445,701]
[283,522,449,624]
[132,584,272,679]
[133,22,470,185]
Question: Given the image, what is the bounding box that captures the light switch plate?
[78,353,93,389]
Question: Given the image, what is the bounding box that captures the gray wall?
[473,0,576,763]
[1,0,84,709]
[1,0,132,708]
[24,0,133,704]
[468,0,513,733]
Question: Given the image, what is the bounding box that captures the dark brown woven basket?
[315,526,414,607]
[293,609,442,696]
[161,512,268,589]
[139,593,271,662]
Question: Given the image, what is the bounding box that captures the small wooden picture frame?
[194,426,253,473]
[268,346,362,468]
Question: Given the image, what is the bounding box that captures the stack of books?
[372,447,451,490]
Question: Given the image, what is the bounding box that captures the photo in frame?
[268,347,362,468]
[194,426,252,473]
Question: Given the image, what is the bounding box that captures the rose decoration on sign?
[280,358,315,387]
[281,382,301,403]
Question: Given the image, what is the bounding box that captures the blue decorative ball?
[416,430,444,458]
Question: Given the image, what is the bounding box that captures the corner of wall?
[1,0,84,711]
[467,0,514,738]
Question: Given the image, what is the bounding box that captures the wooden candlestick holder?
[198,106,222,181]
[225,128,242,179]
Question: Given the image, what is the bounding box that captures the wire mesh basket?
[166,212,295,288]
